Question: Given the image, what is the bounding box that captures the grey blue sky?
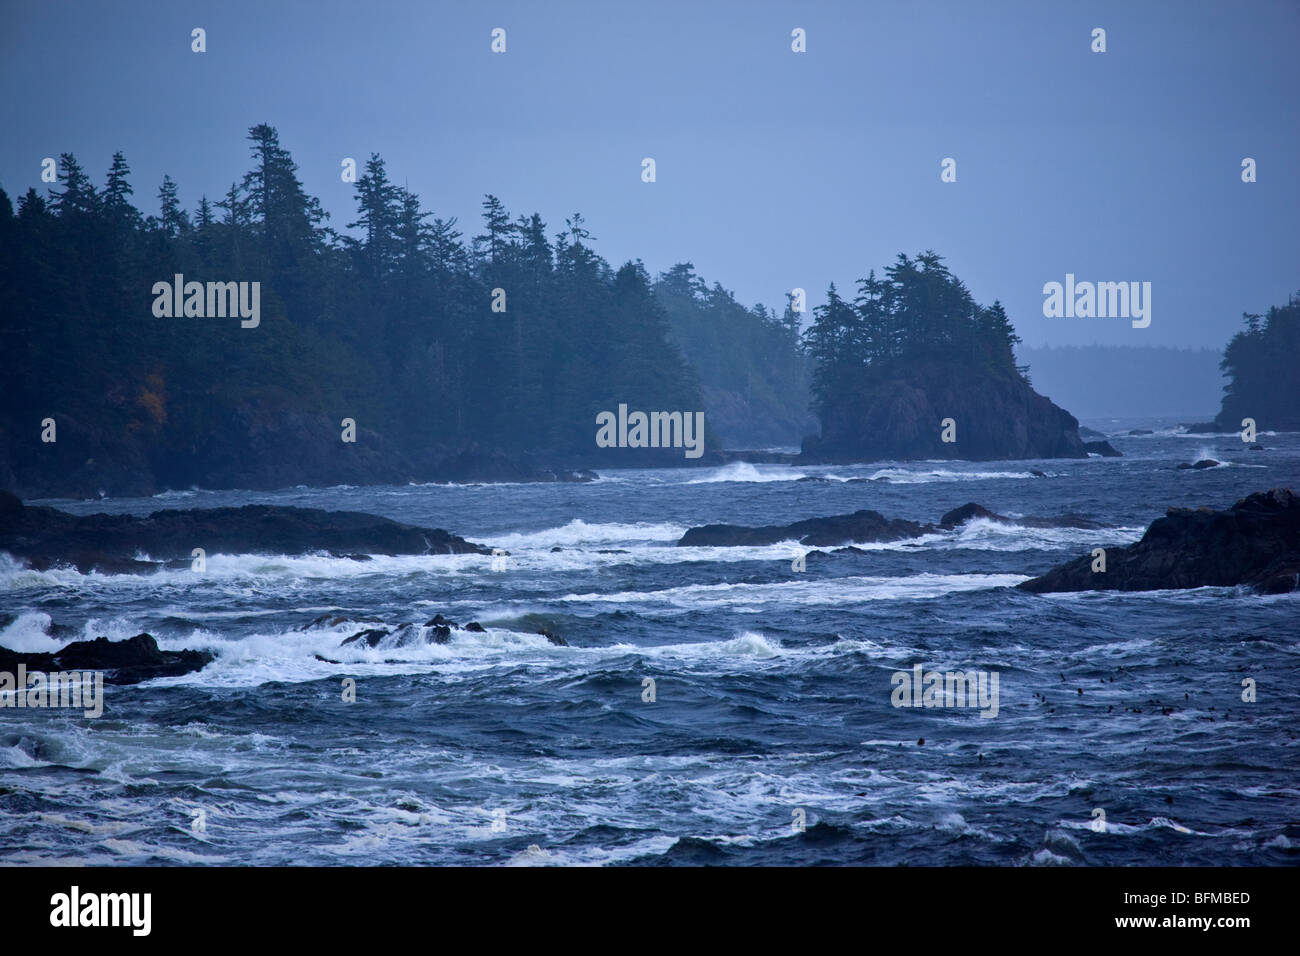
[2,0,1296,348]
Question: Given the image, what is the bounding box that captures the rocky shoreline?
[1018,488,1299,595]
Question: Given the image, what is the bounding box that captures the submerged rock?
[1176,459,1221,470]
[1018,488,1300,594]
[537,628,568,646]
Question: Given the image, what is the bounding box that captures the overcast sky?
[2,0,1296,348]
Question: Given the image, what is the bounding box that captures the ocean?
[2,419,1297,866]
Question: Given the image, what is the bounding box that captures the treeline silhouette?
[0,124,809,493]
[1216,293,1300,430]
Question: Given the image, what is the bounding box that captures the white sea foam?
[862,467,1057,483]
[684,462,808,483]
[0,611,65,652]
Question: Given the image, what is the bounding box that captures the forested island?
[798,253,1093,462]
[1185,294,1300,433]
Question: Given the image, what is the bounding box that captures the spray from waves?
[0,611,66,652]
[0,610,185,653]
[684,462,808,484]
[947,518,1145,551]
[610,630,782,660]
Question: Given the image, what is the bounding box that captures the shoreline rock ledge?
[1018,488,1300,594]
[0,491,490,573]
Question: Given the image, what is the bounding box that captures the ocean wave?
[861,467,1058,483]
[487,518,687,549]
[556,573,1028,609]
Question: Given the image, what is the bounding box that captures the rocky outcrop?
[1084,440,1122,457]
[938,503,1101,530]
[679,510,933,547]
[1018,488,1300,594]
[799,359,1092,462]
[0,633,213,685]
[1177,459,1221,470]
[335,615,564,649]
[679,500,1106,547]
[0,492,489,573]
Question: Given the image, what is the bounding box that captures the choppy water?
[2,418,1297,866]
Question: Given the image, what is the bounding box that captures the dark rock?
[1029,469,1048,477]
[1176,459,1220,470]
[340,628,389,648]
[301,613,382,631]
[1018,488,1300,594]
[464,622,486,633]
[939,503,1003,527]
[0,497,490,574]
[1127,429,1155,436]
[341,619,457,648]
[537,628,568,646]
[0,633,213,685]
[1083,441,1123,457]
[678,510,932,547]
[798,359,1091,462]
